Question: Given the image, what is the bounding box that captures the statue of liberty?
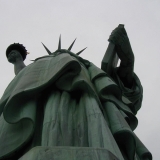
[0,25,152,160]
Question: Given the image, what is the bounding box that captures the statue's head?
[6,43,28,61]
[52,49,72,56]
[42,37,89,68]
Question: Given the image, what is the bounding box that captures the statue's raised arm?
[108,25,134,88]
[102,25,143,115]
[6,43,26,75]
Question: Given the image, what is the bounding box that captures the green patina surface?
[0,25,152,160]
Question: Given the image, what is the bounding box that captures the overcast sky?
[0,0,159,159]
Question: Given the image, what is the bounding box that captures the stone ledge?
[19,146,119,160]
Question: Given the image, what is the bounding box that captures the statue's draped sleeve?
[88,63,151,160]
[112,68,143,115]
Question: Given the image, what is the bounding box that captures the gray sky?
[0,0,159,159]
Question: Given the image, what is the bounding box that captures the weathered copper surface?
[0,25,152,160]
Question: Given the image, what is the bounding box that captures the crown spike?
[68,38,76,51]
[58,35,61,50]
[76,47,87,55]
[41,42,52,55]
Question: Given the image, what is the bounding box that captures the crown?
[42,35,87,56]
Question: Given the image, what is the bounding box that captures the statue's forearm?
[14,61,26,75]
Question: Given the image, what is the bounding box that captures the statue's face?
[7,50,23,64]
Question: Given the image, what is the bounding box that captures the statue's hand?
[7,50,23,64]
[108,27,134,65]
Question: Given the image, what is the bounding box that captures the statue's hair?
[6,43,27,61]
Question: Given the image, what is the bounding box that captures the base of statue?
[19,146,119,160]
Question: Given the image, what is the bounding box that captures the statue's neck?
[14,60,26,75]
